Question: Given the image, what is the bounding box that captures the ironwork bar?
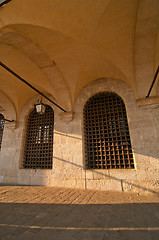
[146,65,159,98]
[0,115,14,122]
[0,0,12,7]
[24,105,53,169]
[0,61,67,112]
[3,118,14,122]
[84,92,134,170]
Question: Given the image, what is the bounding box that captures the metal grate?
[84,92,134,169]
[23,105,54,169]
[0,114,5,151]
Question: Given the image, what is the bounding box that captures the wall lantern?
[35,96,46,114]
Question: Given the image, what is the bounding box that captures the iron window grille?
[0,114,5,151]
[83,92,134,169]
[23,105,54,169]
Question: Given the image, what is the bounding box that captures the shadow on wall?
[54,131,82,140]
[0,202,158,239]
[53,156,159,195]
[53,129,159,195]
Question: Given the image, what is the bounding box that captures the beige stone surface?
[0,185,159,240]
[0,0,159,115]
[0,1,159,193]
[0,78,159,193]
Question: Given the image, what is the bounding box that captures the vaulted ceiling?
[0,0,159,117]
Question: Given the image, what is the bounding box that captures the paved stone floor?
[0,185,159,240]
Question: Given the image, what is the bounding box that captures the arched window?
[0,114,5,151]
[83,92,134,169]
[23,105,54,169]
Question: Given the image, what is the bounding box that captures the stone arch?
[75,78,136,118]
[0,26,72,111]
[18,93,57,127]
[74,78,138,168]
[18,93,58,169]
[0,91,16,155]
[0,91,16,124]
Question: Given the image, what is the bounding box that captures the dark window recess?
[0,114,5,151]
[23,105,54,169]
[84,92,134,170]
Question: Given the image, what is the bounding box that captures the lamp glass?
[36,103,45,114]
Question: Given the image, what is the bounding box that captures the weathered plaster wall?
[0,79,159,193]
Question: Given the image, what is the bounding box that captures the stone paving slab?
[0,186,159,240]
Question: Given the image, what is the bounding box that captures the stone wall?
[0,78,159,193]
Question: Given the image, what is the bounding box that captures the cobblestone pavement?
[0,185,159,240]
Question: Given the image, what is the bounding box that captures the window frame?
[23,105,54,169]
[0,114,5,151]
[83,92,135,170]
